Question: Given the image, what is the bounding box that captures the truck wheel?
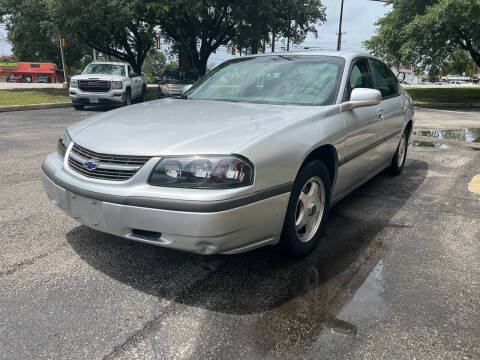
[123,90,132,106]
[280,160,331,258]
[73,104,83,110]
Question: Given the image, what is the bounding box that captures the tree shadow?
[66,159,428,347]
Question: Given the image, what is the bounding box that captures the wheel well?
[299,145,338,186]
[406,119,414,136]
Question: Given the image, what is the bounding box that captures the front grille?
[68,143,151,181]
[79,80,111,93]
[166,84,184,95]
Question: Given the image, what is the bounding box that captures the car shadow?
[66,160,427,339]
[79,106,117,112]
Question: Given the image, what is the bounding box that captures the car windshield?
[83,64,126,76]
[186,55,344,105]
[162,68,200,84]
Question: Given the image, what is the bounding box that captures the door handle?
[377,109,385,121]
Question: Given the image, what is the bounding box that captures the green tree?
[142,49,166,81]
[365,0,480,74]
[150,0,326,75]
[439,50,477,77]
[0,0,89,71]
[50,0,158,73]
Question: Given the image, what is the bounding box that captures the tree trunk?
[271,30,276,52]
[178,49,194,69]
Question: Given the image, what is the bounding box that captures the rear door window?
[371,60,400,98]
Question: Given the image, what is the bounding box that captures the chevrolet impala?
[41,52,414,257]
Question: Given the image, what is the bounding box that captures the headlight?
[159,84,169,94]
[111,81,123,89]
[149,156,254,189]
[70,79,78,88]
[57,130,72,158]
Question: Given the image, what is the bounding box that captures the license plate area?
[89,97,99,103]
[70,194,105,228]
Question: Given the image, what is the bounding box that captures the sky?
[0,0,392,62]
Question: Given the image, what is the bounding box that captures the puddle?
[412,141,451,149]
[413,128,480,143]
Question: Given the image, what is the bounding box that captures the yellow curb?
[468,175,480,195]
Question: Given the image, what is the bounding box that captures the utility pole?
[59,35,67,85]
[337,0,386,51]
[337,0,345,51]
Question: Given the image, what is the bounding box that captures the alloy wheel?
[295,176,325,243]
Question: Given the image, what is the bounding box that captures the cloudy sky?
[210,0,391,64]
[0,0,391,61]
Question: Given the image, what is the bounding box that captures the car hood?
[72,74,124,81]
[68,99,338,156]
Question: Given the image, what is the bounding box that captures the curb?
[414,102,480,109]
[0,102,72,113]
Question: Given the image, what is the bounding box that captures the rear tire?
[280,160,331,258]
[388,127,409,176]
[139,86,146,102]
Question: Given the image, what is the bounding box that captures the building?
[393,67,426,85]
[0,56,64,83]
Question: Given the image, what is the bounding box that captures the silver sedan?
[41,51,414,257]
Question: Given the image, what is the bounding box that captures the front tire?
[123,90,132,107]
[73,104,83,110]
[388,128,409,176]
[280,160,331,258]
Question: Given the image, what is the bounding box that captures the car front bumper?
[69,88,124,105]
[41,152,290,254]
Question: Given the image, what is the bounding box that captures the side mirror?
[397,72,406,83]
[341,88,382,111]
[129,72,137,78]
[182,84,193,94]
[154,77,160,84]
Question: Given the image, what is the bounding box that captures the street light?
[337,0,388,51]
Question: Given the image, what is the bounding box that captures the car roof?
[241,50,380,62]
[89,62,127,66]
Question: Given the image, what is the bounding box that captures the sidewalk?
[0,83,65,90]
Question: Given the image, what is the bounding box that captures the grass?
[404,87,480,104]
[0,89,70,106]
[2,86,479,107]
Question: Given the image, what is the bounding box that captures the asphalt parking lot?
[1,107,479,359]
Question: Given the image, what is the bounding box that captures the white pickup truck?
[69,62,147,110]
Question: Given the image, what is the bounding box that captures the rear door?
[127,65,141,97]
[369,59,405,161]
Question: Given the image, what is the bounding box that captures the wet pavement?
[413,128,480,143]
[1,108,480,359]
[412,107,480,151]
